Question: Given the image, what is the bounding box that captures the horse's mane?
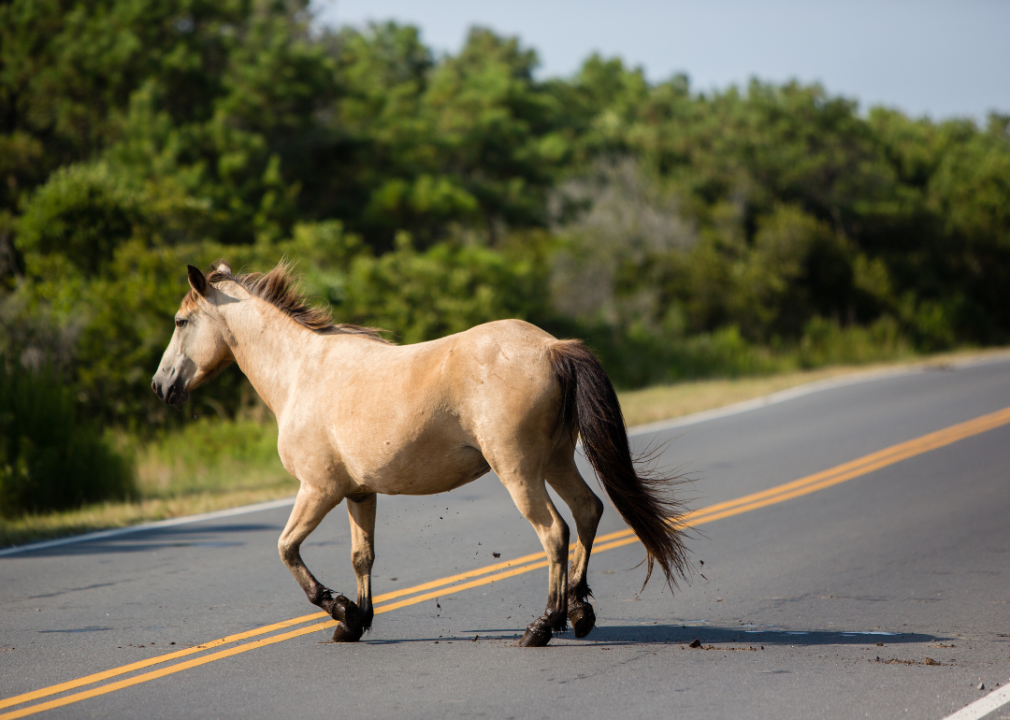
[194,261,389,342]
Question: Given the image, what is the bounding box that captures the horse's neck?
[221,299,320,418]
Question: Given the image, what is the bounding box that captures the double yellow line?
[3,404,1010,719]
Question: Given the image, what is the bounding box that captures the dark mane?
[202,261,389,342]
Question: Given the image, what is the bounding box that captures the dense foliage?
[1,0,1008,448]
[0,357,134,517]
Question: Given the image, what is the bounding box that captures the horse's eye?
[175,317,188,329]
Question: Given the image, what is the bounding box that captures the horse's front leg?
[278,486,365,642]
[347,493,376,631]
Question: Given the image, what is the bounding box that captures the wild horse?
[152,262,689,646]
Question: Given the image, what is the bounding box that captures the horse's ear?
[187,265,207,296]
[216,260,233,275]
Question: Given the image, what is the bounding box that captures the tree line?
[1,0,1008,441]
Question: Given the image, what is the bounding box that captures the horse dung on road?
[151,261,690,647]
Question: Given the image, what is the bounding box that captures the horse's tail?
[548,339,690,590]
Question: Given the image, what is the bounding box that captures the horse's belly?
[353,443,492,496]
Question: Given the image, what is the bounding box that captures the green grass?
[133,417,287,498]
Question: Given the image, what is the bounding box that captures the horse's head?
[152,263,237,407]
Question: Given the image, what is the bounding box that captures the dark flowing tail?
[549,340,690,590]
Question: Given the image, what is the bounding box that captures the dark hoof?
[569,601,596,639]
[328,594,355,622]
[519,619,553,647]
[331,621,364,642]
[328,595,363,642]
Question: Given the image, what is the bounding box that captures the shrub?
[16,162,139,277]
[797,316,913,368]
[544,319,784,389]
[0,358,134,518]
[340,234,549,343]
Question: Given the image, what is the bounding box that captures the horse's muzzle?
[152,376,190,407]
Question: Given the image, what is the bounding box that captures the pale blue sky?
[314,0,1010,122]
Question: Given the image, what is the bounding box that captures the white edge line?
[625,367,912,438]
[0,497,296,558]
[627,352,1010,438]
[3,352,1009,558]
[941,681,1010,720]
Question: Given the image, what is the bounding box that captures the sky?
[314,0,1010,122]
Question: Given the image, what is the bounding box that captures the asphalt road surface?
[2,357,1010,720]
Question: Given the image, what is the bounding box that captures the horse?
[151,261,689,647]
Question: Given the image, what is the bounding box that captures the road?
[2,357,1009,720]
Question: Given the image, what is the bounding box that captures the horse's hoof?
[518,619,552,647]
[331,621,363,642]
[568,601,596,639]
[329,595,364,641]
[329,595,357,622]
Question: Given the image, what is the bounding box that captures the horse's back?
[292,319,562,494]
[356,318,561,437]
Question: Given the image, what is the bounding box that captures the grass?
[2,345,1007,549]
[0,417,295,548]
[617,346,1007,427]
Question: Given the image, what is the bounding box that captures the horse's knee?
[278,537,298,567]
[351,547,374,575]
[564,487,603,532]
[573,491,603,529]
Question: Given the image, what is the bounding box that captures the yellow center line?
[676,404,1010,526]
[0,557,552,713]
[0,562,558,720]
[3,404,1009,719]
[371,550,551,604]
[0,612,326,712]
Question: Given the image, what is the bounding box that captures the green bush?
[340,233,549,343]
[16,163,139,277]
[0,358,134,518]
[544,320,784,389]
[797,316,913,368]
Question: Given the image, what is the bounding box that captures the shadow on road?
[352,624,946,647]
[582,624,945,646]
[3,523,282,558]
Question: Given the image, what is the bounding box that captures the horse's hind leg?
[347,493,376,631]
[278,486,365,642]
[499,473,570,647]
[547,453,604,639]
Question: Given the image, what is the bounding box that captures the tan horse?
[152,261,689,646]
